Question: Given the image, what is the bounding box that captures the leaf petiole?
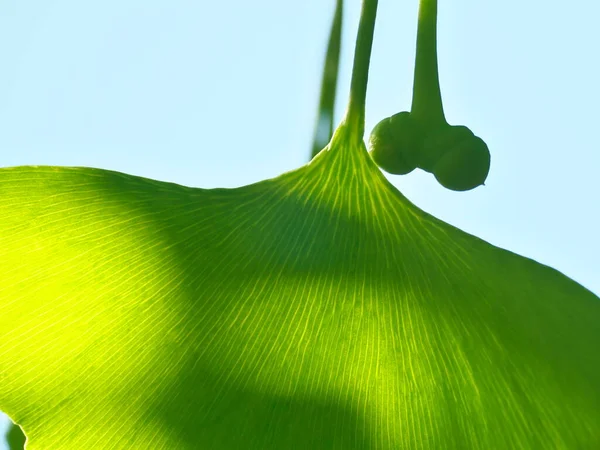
[310,0,344,159]
[344,0,379,139]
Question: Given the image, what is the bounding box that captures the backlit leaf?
[1,125,598,448]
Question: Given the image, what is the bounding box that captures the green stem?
[344,0,379,138]
[411,0,446,126]
[310,0,344,159]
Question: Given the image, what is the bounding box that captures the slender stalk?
[411,0,445,126]
[344,0,379,138]
[310,0,344,159]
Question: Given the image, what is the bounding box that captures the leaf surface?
[1,127,599,449]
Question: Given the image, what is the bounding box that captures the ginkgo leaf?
[6,423,26,449]
[2,0,599,446]
[1,124,599,449]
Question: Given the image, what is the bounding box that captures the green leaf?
[6,423,26,450]
[1,125,599,449]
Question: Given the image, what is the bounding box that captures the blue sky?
[1,0,599,445]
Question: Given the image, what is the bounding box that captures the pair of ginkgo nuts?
[369,112,490,191]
